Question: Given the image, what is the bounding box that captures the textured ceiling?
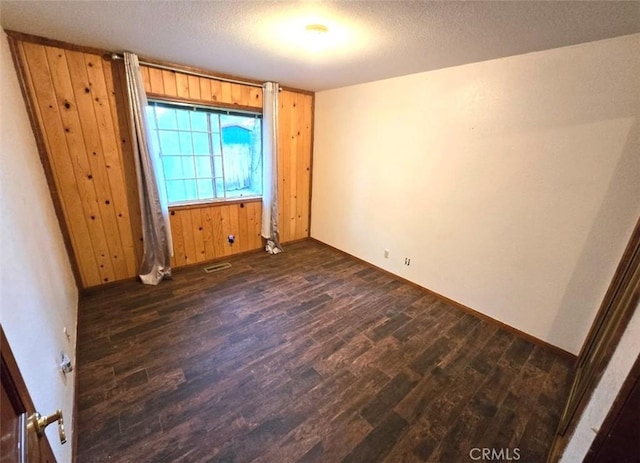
[1,1,639,91]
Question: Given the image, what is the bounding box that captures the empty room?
[1,1,639,462]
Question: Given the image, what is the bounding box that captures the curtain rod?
[111,53,264,89]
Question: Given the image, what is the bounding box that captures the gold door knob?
[27,409,67,445]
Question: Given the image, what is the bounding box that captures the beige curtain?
[261,82,282,254]
[123,52,173,284]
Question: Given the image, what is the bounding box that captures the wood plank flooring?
[76,240,574,462]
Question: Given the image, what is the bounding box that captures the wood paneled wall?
[10,38,142,288]
[9,33,313,288]
[278,90,313,243]
[168,201,262,268]
[140,65,263,110]
[139,66,313,266]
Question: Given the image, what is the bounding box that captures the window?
[146,101,262,205]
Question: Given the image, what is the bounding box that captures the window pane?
[166,180,186,203]
[195,157,212,178]
[147,101,262,205]
[148,129,161,155]
[226,188,243,199]
[158,131,180,155]
[156,107,177,129]
[192,132,210,156]
[184,180,197,200]
[181,157,195,179]
[176,109,191,131]
[221,114,252,130]
[190,112,207,132]
[210,114,221,134]
[211,132,222,156]
[197,179,214,200]
[220,117,261,197]
[179,132,193,155]
[215,178,225,198]
[223,145,247,191]
[162,156,183,180]
[145,107,157,130]
[250,122,262,195]
[213,156,223,178]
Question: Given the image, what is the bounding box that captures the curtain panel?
[123,52,173,284]
[261,82,283,254]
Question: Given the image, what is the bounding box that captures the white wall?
[0,31,78,463]
[312,33,640,354]
[561,299,640,462]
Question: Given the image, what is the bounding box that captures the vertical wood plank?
[210,80,222,103]
[201,206,216,260]
[277,93,286,242]
[211,206,225,258]
[228,204,240,252]
[220,205,232,257]
[139,65,151,91]
[199,77,212,103]
[244,86,255,107]
[179,209,196,264]
[237,203,249,253]
[278,91,292,243]
[250,87,263,109]
[170,211,186,266]
[300,94,313,238]
[294,92,308,240]
[161,70,178,97]
[288,92,299,240]
[187,75,200,100]
[248,201,262,250]
[175,72,190,99]
[190,208,206,263]
[230,83,243,105]
[233,85,244,105]
[147,67,164,94]
[220,82,232,104]
[169,248,177,269]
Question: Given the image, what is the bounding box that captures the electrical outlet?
[404,257,411,266]
[384,249,389,259]
[60,352,73,374]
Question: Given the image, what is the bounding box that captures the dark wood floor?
[76,240,574,462]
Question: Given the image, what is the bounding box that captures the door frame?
[1,325,56,461]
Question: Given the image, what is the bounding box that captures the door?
[1,326,63,463]
[586,353,640,462]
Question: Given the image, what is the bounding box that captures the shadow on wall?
[548,117,640,353]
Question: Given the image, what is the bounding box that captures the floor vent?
[203,262,232,273]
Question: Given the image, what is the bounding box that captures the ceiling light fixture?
[303,23,330,53]
[305,23,329,36]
